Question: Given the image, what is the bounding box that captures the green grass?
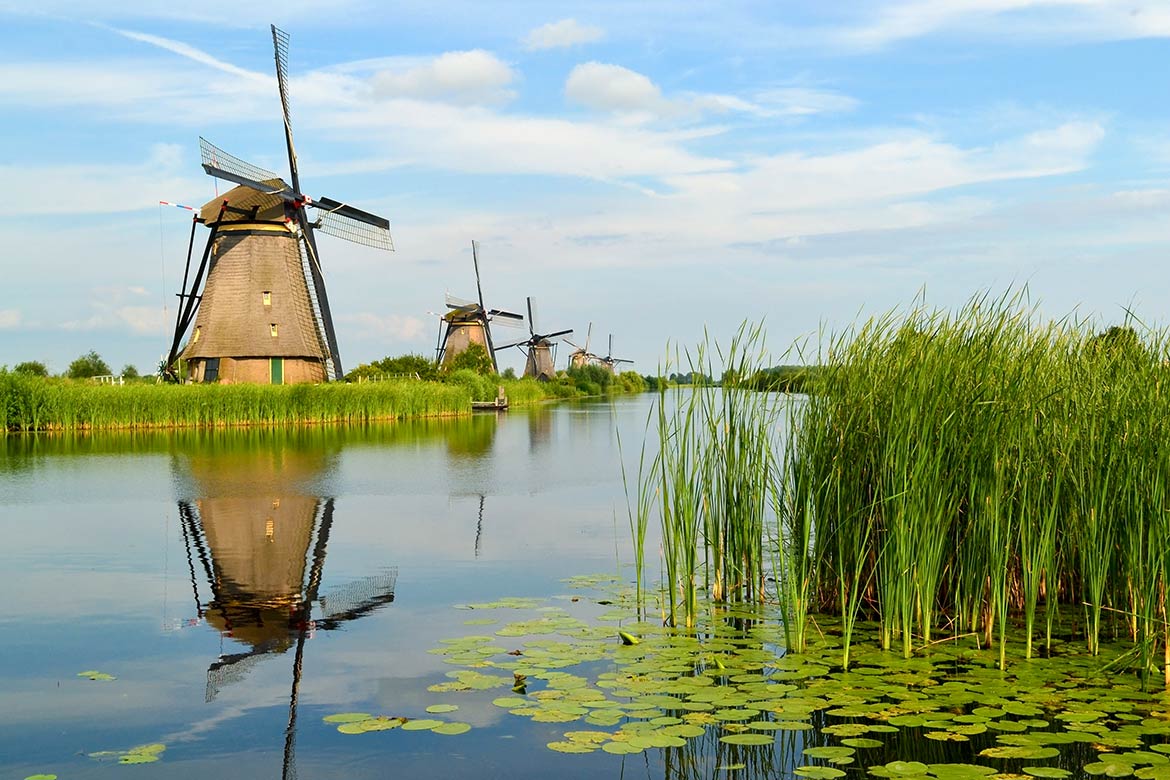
[1,368,647,432]
[787,292,1170,682]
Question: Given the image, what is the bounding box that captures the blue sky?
[1,1,1168,375]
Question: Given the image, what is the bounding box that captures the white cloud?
[1,146,204,215]
[754,87,859,117]
[564,62,853,122]
[836,0,1170,50]
[565,62,667,115]
[0,310,22,329]
[108,26,266,81]
[343,313,428,342]
[370,50,516,105]
[523,18,605,50]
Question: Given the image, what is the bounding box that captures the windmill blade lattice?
[312,198,393,251]
[199,138,292,197]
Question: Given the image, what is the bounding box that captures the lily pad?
[432,722,472,735]
[1023,769,1071,778]
[323,712,373,723]
[426,704,460,714]
[401,718,445,731]
[795,767,847,779]
[720,733,776,746]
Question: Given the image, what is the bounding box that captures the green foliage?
[501,367,517,380]
[120,364,140,380]
[67,350,111,379]
[0,374,473,431]
[14,360,48,377]
[346,353,440,382]
[445,343,495,376]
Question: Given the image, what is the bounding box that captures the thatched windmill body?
[599,334,634,375]
[435,241,523,373]
[496,297,571,381]
[163,25,393,385]
[564,322,599,370]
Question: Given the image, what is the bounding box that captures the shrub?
[14,361,48,377]
[67,351,111,379]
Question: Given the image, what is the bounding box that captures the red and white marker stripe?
[159,200,196,211]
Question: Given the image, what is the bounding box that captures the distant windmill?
[163,25,393,385]
[496,297,572,381]
[599,335,634,375]
[435,241,524,373]
[564,322,599,370]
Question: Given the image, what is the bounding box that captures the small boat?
[472,386,509,412]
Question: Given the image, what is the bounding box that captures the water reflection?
[175,441,397,780]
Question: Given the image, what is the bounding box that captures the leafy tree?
[445,343,495,376]
[67,350,111,379]
[375,353,439,381]
[14,360,48,377]
[121,364,140,380]
[501,367,517,380]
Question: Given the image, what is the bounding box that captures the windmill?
[564,322,599,370]
[434,241,523,373]
[163,25,393,385]
[495,297,572,381]
[176,446,397,780]
[599,334,635,375]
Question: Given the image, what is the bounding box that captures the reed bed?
[634,294,1170,685]
[789,293,1170,683]
[1,373,472,431]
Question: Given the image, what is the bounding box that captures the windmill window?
[262,291,271,306]
[270,323,279,337]
[192,326,201,344]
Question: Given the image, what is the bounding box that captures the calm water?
[1,396,668,779]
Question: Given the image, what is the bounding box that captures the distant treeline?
[640,366,818,393]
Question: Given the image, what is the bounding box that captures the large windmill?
[495,297,572,381]
[434,241,523,373]
[163,25,393,385]
[599,334,635,375]
[564,323,599,370]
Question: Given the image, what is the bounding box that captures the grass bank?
[2,366,647,432]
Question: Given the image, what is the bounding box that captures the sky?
[1,0,1168,376]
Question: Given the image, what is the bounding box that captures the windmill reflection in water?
[177,471,396,779]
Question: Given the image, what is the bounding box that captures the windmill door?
[270,358,284,385]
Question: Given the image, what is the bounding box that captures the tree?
[121,364,140,380]
[501,367,517,380]
[14,360,48,377]
[67,350,111,379]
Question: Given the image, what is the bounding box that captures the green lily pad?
[720,733,775,746]
[24,775,58,779]
[548,740,595,753]
[795,768,847,779]
[1024,768,1072,778]
[843,738,885,749]
[401,718,445,731]
[78,670,116,681]
[324,712,373,723]
[1136,768,1170,780]
[603,741,643,755]
[426,704,460,714]
[980,747,1061,760]
[1084,761,1136,778]
[432,722,471,735]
